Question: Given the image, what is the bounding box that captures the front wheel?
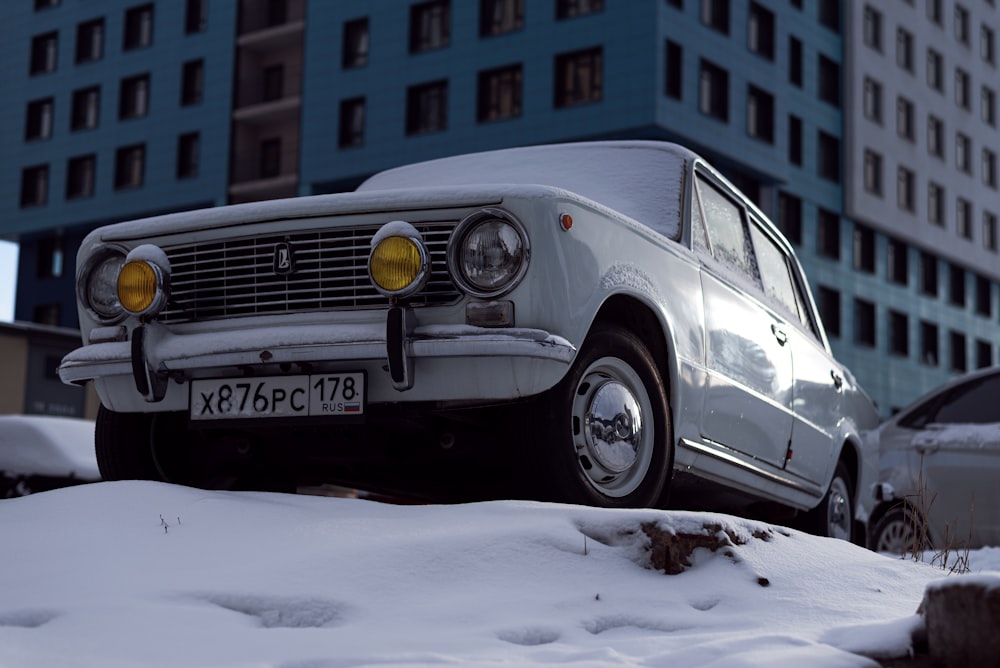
[95,405,161,481]
[871,504,929,555]
[528,323,672,508]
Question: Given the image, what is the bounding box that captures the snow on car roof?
[0,415,99,480]
[359,141,691,239]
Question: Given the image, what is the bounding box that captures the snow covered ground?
[2,479,999,667]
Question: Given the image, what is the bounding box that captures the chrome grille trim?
[159,222,459,324]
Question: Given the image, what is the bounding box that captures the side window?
[748,221,800,319]
[690,183,710,252]
[931,375,1000,424]
[695,175,758,283]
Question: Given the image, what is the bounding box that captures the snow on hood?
[359,141,690,239]
[0,415,99,479]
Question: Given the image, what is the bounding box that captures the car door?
[746,218,842,486]
[693,173,793,469]
[898,372,1000,547]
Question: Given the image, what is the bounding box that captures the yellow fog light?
[369,232,429,298]
[118,260,165,316]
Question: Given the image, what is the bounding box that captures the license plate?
[190,373,365,421]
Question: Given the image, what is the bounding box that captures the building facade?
[3,0,999,416]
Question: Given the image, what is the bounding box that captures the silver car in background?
[59,141,878,541]
[871,366,1000,553]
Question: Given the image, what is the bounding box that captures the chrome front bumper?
[59,319,576,412]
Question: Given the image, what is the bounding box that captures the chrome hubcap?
[572,357,653,498]
[826,476,851,541]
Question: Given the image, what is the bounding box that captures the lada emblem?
[273,242,295,276]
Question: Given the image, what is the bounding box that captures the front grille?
[159,222,460,324]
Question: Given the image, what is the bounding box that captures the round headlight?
[82,249,126,322]
[449,209,529,298]
[369,234,429,297]
[118,260,168,316]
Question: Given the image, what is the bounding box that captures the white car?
[0,415,99,497]
[871,366,1000,553]
[59,141,878,540]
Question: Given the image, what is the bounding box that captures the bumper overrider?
[59,217,576,412]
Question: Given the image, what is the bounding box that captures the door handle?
[771,324,788,346]
[830,369,843,390]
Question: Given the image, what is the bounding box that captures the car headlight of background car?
[448,209,529,299]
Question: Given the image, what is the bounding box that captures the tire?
[872,504,929,555]
[95,405,161,481]
[529,323,672,508]
[804,460,854,541]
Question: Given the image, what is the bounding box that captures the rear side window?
[695,175,758,283]
[903,373,1000,426]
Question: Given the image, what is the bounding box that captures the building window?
[818,54,840,106]
[928,182,945,226]
[555,47,602,108]
[927,49,943,92]
[556,0,603,19]
[983,25,995,65]
[920,320,939,366]
[955,69,971,109]
[984,211,999,252]
[176,132,199,179]
[185,0,208,34]
[888,237,908,285]
[119,74,150,119]
[259,137,281,178]
[897,167,915,212]
[406,79,448,134]
[983,87,997,126]
[819,0,840,32]
[482,0,524,34]
[927,0,943,25]
[954,5,969,46]
[897,96,914,141]
[789,36,803,86]
[37,237,64,279]
[698,59,728,121]
[817,285,841,337]
[700,0,729,34]
[33,304,61,327]
[957,198,973,239]
[956,133,971,173]
[788,114,802,165]
[889,310,909,357]
[863,5,881,51]
[817,131,840,183]
[75,18,104,63]
[181,60,204,106]
[976,339,993,369]
[817,208,840,259]
[665,40,683,99]
[854,298,876,347]
[949,263,966,307]
[920,252,938,296]
[927,115,944,159]
[342,17,369,68]
[262,64,284,102]
[71,86,100,131]
[863,77,882,123]
[975,274,992,317]
[409,0,450,53]
[66,154,96,199]
[338,97,365,147]
[950,330,967,373]
[477,64,522,122]
[777,192,802,245]
[114,144,145,189]
[748,2,774,59]
[25,98,54,141]
[984,149,997,189]
[20,165,49,207]
[746,85,774,142]
[864,150,882,195]
[30,31,58,75]
[123,4,154,51]
[34,0,60,9]
[853,224,875,273]
[896,27,913,72]
[266,0,287,27]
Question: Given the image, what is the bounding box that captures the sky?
[0,240,18,322]
[1,416,999,667]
